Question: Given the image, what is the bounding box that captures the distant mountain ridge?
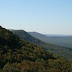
[29,32,72,48]
[45,34,72,36]
[0,26,71,72]
[10,30,72,60]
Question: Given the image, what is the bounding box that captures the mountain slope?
[11,30,72,61]
[0,26,72,72]
[29,32,72,48]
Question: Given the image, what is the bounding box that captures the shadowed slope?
[11,30,72,61]
[0,26,71,72]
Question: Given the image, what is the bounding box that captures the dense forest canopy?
[0,26,72,72]
[11,30,72,61]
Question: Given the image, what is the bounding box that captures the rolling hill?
[0,26,72,72]
[10,30,72,61]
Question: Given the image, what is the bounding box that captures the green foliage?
[11,30,72,61]
[0,26,72,72]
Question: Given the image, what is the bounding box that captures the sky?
[0,0,72,35]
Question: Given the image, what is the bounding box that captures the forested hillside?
[0,26,72,72]
[11,30,72,61]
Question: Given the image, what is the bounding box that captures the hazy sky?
[0,0,72,34]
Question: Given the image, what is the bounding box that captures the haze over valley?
[29,32,72,48]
